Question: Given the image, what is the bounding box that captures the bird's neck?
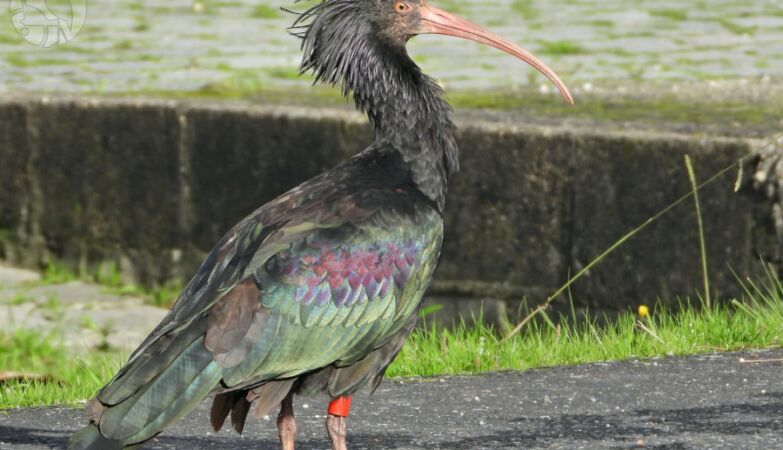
[351,42,459,212]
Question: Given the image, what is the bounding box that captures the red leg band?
[328,396,353,417]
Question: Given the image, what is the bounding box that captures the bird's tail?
[68,336,223,449]
[68,423,142,450]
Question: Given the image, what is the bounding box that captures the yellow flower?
[638,305,650,318]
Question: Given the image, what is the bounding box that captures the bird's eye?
[393,1,412,13]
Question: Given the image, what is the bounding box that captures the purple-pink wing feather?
[266,235,425,311]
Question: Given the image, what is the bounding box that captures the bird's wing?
[97,188,442,405]
[212,204,443,388]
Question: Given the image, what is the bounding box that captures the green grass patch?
[3,272,783,408]
[196,70,269,97]
[100,83,781,137]
[0,33,21,44]
[266,66,302,80]
[511,0,539,20]
[94,262,183,308]
[716,18,756,36]
[33,261,182,308]
[5,53,71,68]
[0,330,122,408]
[589,20,615,28]
[39,262,80,285]
[444,89,781,132]
[388,286,783,377]
[536,40,587,56]
[133,17,151,32]
[251,5,280,19]
[649,9,688,21]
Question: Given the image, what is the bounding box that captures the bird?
[68,1,572,449]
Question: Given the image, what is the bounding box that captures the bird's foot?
[277,393,297,450]
[326,396,352,450]
[326,414,347,450]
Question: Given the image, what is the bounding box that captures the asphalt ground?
[2,349,783,449]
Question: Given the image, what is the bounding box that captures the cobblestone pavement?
[0,0,781,95]
[0,265,167,353]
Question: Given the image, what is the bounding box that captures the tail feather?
[230,396,252,434]
[99,338,223,443]
[209,390,243,432]
[210,379,295,434]
[208,390,253,434]
[71,337,223,448]
[246,379,296,420]
[68,423,142,450]
[100,317,207,405]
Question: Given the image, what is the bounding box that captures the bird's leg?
[326,396,352,450]
[277,392,297,450]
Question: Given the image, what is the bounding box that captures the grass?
[715,18,756,36]
[444,89,781,134]
[0,330,122,408]
[649,9,688,21]
[536,40,587,56]
[5,54,72,68]
[389,277,783,377]
[39,262,80,285]
[0,33,20,44]
[685,155,710,307]
[511,0,539,21]
[266,66,303,80]
[589,20,614,28]
[251,5,280,19]
[2,270,783,408]
[35,261,182,308]
[118,82,781,137]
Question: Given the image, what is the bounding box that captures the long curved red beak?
[416,3,574,105]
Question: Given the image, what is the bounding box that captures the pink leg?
[278,392,296,450]
[326,396,352,450]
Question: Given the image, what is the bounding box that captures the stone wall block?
[0,100,30,262]
[29,99,182,281]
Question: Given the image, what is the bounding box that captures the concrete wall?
[0,96,775,317]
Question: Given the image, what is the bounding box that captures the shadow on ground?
[0,426,418,450]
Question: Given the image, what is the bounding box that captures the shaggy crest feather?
[288,0,459,209]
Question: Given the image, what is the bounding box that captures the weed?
[252,5,280,19]
[716,18,756,36]
[389,286,783,378]
[39,263,78,285]
[41,296,61,311]
[511,0,539,21]
[589,20,614,28]
[79,316,98,331]
[537,40,587,56]
[685,155,710,307]
[8,294,31,306]
[649,9,688,21]
[0,330,123,408]
[267,66,302,80]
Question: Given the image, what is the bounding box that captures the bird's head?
[293,0,572,104]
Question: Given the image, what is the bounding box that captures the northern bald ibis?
[69,1,572,449]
